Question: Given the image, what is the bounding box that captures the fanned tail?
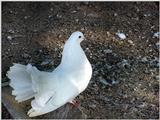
[6,63,35,102]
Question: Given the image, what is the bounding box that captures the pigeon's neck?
[59,40,87,69]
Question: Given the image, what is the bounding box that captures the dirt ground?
[2,2,159,119]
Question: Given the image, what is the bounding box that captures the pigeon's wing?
[29,67,58,109]
[28,90,57,117]
[31,90,56,110]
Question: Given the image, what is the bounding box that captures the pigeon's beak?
[83,37,86,41]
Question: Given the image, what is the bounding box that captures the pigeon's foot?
[69,99,80,108]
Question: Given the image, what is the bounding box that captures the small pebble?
[58,34,62,38]
[105,64,112,70]
[99,78,118,86]
[154,76,159,81]
[153,32,160,38]
[50,8,53,11]
[87,13,99,18]
[116,32,126,40]
[155,41,160,49]
[114,13,118,16]
[100,79,110,86]
[57,14,62,18]
[22,53,30,59]
[41,59,52,66]
[7,36,12,40]
[144,13,151,17]
[118,59,130,68]
[24,16,28,19]
[106,31,111,37]
[104,49,112,54]
[71,10,77,13]
[8,29,15,34]
[48,15,52,18]
[89,103,96,109]
[75,19,79,22]
[128,40,134,45]
[138,102,147,108]
[141,57,148,63]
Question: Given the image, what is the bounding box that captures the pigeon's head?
[69,31,85,43]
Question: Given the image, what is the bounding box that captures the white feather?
[7,31,92,117]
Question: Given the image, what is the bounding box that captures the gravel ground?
[2,2,159,119]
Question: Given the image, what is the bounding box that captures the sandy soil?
[2,2,159,119]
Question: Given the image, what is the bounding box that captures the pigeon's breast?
[58,43,92,93]
[67,58,92,93]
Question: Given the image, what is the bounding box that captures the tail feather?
[12,87,33,96]
[16,92,35,102]
[6,63,35,102]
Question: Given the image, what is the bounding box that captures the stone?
[7,36,12,40]
[128,40,134,45]
[104,49,112,54]
[116,32,126,40]
[22,53,30,59]
[141,57,148,63]
[40,59,52,66]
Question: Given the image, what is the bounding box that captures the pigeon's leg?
[68,99,80,108]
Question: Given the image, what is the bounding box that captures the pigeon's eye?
[78,36,81,38]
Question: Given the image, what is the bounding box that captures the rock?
[48,15,52,18]
[154,76,159,81]
[153,32,160,38]
[93,70,98,76]
[105,64,112,70]
[87,13,99,18]
[50,8,53,11]
[137,102,148,108]
[112,80,119,84]
[128,40,134,45]
[100,78,110,86]
[7,36,12,40]
[8,29,15,34]
[144,13,151,17]
[75,19,79,22]
[116,32,126,40]
[144,69,150,74]
[106,31,111,37]
[71,10,77,13]
[78,95,84,100]
[81,28,85,31]
[149,57,159,68]
[117,59,130,68]
[57,14,62,18]
[39,49,42,53]
[9,10,13,14]
[114,13,118,16]
[99,77,118,86]
[54,48,58,51]
[141,57,148,63]
[104,49,112,54]
[24,16,28,19]
[41,59,52,66]
[88,103,96,109]
[22,53,30,59]
[155,41,160,49]
[58,34,62,38]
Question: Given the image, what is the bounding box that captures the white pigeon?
[6,31,92,117]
